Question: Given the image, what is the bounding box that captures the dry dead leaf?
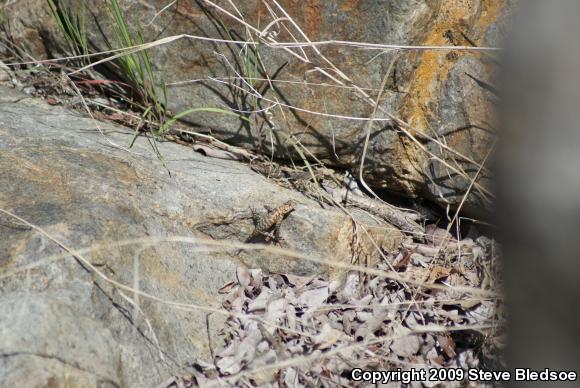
[314,322,347,349]
[236,266,252,288]
[247,289,273,312]
[297,286,329,310]
[460,299,482,310]
[393,250,412,270]
[436,334,457,358]
[427,266,453,283]
[218,281,237,294]
[192,144,240,160]
[390,328,421,357]
[425,224,455,246]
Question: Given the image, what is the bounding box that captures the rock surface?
[0,0,512,215]
[0,85,402,387]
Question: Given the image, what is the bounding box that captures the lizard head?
[284,199,298,209]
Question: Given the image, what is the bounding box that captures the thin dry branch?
[0,208,496,297]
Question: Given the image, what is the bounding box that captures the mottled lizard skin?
[248,200,296,241]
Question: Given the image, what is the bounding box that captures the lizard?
[246,200,297,243]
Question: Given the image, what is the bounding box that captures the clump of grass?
[48,0,165,125]
[48,0,89,66]
[103,0,167,132]
[46,0,247,163]
[47,0,168,162]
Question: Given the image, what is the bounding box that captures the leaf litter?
[159,225,504,387]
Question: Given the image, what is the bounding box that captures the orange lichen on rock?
[398,0,506,183]
[402,0,493,130]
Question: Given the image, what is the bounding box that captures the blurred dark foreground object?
[499,0,580,386]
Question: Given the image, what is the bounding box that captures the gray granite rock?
[0,85,402,386]
[0,0,512,215]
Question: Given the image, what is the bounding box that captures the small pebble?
[23,86,36,95]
